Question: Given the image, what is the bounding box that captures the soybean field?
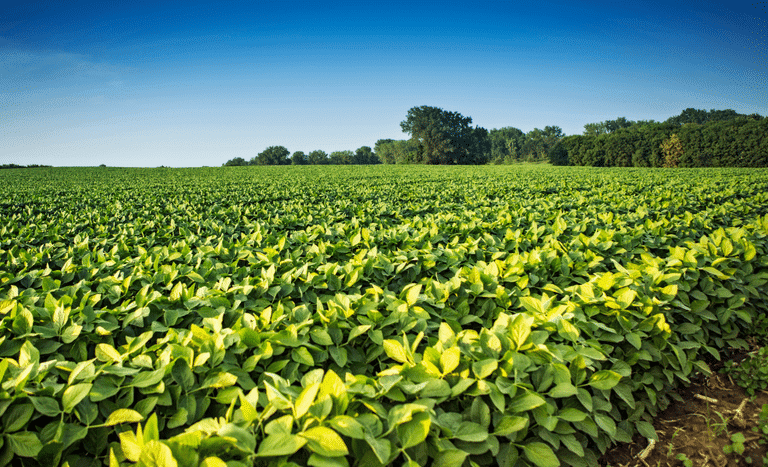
[1,165,767,467]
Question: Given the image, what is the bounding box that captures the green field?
[1,165,767,467]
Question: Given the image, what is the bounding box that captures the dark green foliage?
[721,347,768,396]
[488,127,526,163]
[400,106,490,164]
[328,150,353,165]
[374,139,419,164]
[307,149,329,165]
[291,151,308,165]
[353,146,380,164]
[558,110,768,167]
[253,146,291,165]
[223,157,249,167]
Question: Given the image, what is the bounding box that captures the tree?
[329,150,353,165]
[374,139,418,164]
[308,150,329,165]
[524,126,564,161]
[583,122,608,136]
[252,146,290,165]
[661,134,683,168]
[489,127,525,163]
[223,157,248,167]
[353,146,379,164]
[291,151,308,165]
[400,106,487,164]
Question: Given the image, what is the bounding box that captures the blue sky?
[2,0,766,167]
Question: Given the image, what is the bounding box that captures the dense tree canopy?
[291,151,308,165]
[400,106,491,164]
[353,146,380,164]
[307,150,329,165]
[216,107,765,168]
[252,146,290,165]
[552,109,768,167]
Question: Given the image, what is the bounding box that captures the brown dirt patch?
[599,360,768,467]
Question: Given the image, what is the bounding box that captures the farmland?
[1,165,768,467]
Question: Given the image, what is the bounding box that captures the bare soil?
[598,352,768,467]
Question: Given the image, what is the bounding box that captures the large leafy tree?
[253,146,290,165]
[329,150,353,165]
[307,150,329,165]
[374,139,419,164]
[222,157,248,167]
[353,146,379,164]
[291,151,308,165]
[489,127,525,163]
[400,106,488,164]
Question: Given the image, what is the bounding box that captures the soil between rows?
[598,350,768,467]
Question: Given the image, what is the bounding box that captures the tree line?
[223,106,565,166]
[551,109,768,167]
[0,164,52,169]
[223,146,380,166]
[222,106,767,167]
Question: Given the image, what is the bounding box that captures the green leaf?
[95,343,122,363]
[103,409,144,426]
[594,413,617,438]
[201,372,237,389]
[404,283,422,307]
[3,403,34,433]
[200,458,228,467]
[494,415,529,436]
[509,313,534,350]
[635,420,657,440]
[439,347,461,375]
[557,408,587,422]
[548,383,578,398]
[432,449,469,467]
[397,412,431,449]
[307,454,349,467]
[30,397,60,417]
[454,421,488,442]
[139,440,178,467]
[364,433,392,464]
[472,359,498,379]
[62,383,93,413]
[170,282,183,302]
[171,359,195,392]
[587,370,622,390]
[614,288,636,309]
[508,392,546,413]
[383,339,408,364]
[329,416,366,439]
[167,408,189,429]
[6,431,43,457]
[301,426,349,457]
[218,423,257,453]
[522,441,560,467]
[131,368,166,388]
[255,433,307,457]
[292,347,315,366]
[12,307,33,335]
[433,449,469,467]
[144,413,160,442]
[295,383,320,419]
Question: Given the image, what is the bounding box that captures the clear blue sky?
[2,0,766,167]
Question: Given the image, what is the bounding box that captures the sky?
[2,0,767,167]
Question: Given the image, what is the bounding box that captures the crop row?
[1,166,767,467]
